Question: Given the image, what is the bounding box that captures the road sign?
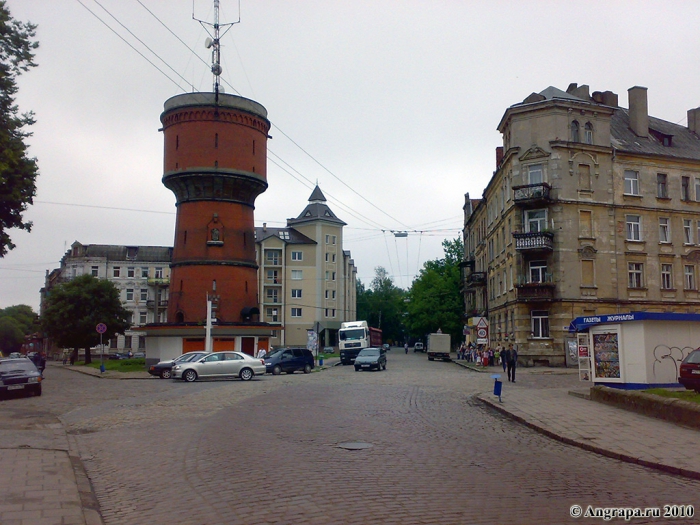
[96,323,107,334]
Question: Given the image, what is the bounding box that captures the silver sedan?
[171,351,266,382]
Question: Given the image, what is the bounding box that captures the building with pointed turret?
[256,185,357,348]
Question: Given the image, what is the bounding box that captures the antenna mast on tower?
[194,0,240,101]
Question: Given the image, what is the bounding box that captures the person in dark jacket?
[506,344,518,382]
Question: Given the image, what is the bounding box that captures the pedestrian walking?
[507,344,518,382]
[257,347,267,359]
[38,352,46,378]
[501,345,508,373]
[404,343,409,354]
[488,348,495,367]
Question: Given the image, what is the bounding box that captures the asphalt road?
[3,350,698,524]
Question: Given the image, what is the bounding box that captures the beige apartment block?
[464,83,700,366]
[256,186,357,349]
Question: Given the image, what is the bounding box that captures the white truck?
[427,333,451,361]
[338,320,382,365]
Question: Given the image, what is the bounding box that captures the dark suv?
[265,347,314,375]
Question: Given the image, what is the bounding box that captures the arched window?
[584,122,593,144]
[571,120,580,142]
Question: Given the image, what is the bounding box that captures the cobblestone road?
[4,351,698,524]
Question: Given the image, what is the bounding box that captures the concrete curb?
[65,433,105,525]
[476,393,700,481]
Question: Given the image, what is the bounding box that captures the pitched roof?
[287,185,346,227]
[65,243,172,262]
[611,109,700,161]
[254,227,316,245]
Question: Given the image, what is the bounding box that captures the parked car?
[413,342,424,353]
[679,348,700,392]
[264,347,314,375]
[132,352,146,359]
[382,344,390,351]
[0,358,42,398]
[148,351,207,379]
[354,347,387,372]
[8,352,23,359]
[109,353,129,360]
[171,351,265,382]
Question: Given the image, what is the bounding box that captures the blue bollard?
[100,364,106,374]
[319,358,324,366]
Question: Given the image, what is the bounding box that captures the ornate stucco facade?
[464,84,700,366]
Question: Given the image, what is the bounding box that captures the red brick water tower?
[160,92,269,324]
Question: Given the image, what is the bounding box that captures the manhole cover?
[337,442,373,450]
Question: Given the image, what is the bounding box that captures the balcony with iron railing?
[146,299,169,309]
[513,231,554,252]
[512,183,552,206]
[466,271,487,288]
[515,273,555,301]
[147,277,170,287]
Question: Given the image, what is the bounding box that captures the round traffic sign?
[96,323,107,334]
[477,328,487,338]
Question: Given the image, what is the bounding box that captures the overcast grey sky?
[3,0,700,311]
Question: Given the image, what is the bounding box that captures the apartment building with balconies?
[255,186,357,349]
[464,83,700,366]
[42,241,173,352]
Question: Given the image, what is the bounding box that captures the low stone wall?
[590,386,700,431]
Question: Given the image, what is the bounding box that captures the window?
[124,336,132,349]
[657,174,668,198]
[696,177,700,202]
[91,266,99,277]
[528,164,543,185]
[325,309,336,318]
[581,260,594,287]
[325,253,329,262]
[697,221,700,246]
[126,289,134,301]
[332,235,337,245]
[325,271,330,281]
[626,215,641,241]
[661,264,673,290]
[140,289,148,301]
[155,267,163,279]
[266,289,279,303]
[531,310,549,338]
[266,270,279,283]
[525,209,546,233]
[571,120,580,142]
[139,311,147,325]
[682,176,691,201]
[685,265,696,290]
[584,122,593,144]
[325,235,330,244]
[628,262,644,288]
[291,251,302,261]
[579,211,592,237]
[332,290,336,299]
[291,289,302,298]
[624,170,639,195]
[113,266,121,278]
[659,218,670,243]
[127,267,135,278]
[291,270,302,280]
[266,308,279,322]
[141,267,149,278]
[332,272,336,281]
[578,164,591,191]
[138,336,146,349]
[291,307,302,317]
[529,261,547,283]
[684,219,693,244]
[325,290,329,299]
[332,254,336,262]
[265,250,281,265]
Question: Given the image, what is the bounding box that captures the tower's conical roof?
[287,185,346,226]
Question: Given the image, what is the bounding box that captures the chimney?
[628,86,648,138]
[688,107,700,134]
[496,146,504,169]
[262,223,267,232]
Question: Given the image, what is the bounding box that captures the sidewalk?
[452,360,700,480]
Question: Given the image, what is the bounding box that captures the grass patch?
[318,352,338,359]
[78,358,146,373]
[644,388,700,405]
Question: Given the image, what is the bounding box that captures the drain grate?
[337,442,373,450]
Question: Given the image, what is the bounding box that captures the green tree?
[41,275,130,364]
[0,315,23,354]
[357,266,407,344]
[0,303,39,334]
[406,237,464,346]
[0,1,39,257]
